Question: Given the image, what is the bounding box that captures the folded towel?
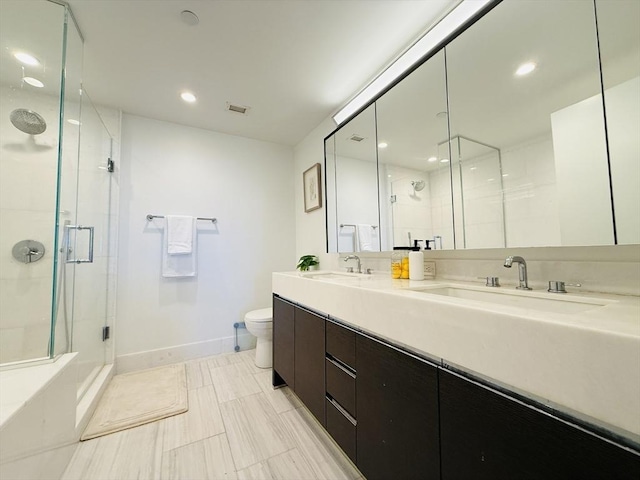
[357,224,374,252]
[162,218,197,277]
[166,215,194,255]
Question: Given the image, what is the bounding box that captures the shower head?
[411,180,426,192]
[10,109,47,135]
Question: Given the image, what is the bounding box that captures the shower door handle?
[64,225,95,264]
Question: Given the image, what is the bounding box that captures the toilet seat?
[245,307,272,323]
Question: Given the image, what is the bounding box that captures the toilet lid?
[245,307,272,322]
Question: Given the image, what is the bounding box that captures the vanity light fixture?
[180,91,197,103]
[515,61,536,76]
[14,52,40,66]
[428,156,438,163]
[378,142,388,148]
[23,77,44,88]
[332,0,492,125]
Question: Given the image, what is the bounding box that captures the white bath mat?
[81,364,188,441]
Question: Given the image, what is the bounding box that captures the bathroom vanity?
[272,271,640,479]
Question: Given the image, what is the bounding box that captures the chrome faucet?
[503,255,532,290]
[344,255,361,274]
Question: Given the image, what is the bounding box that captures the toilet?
[244,307,273,368]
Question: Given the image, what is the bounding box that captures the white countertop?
[273,271,640,443]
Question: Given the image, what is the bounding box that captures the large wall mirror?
[325,0,639,253]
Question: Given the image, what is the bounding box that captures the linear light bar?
[332,0,492,126]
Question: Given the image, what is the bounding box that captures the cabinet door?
[294,306,326,426]
[356,333,440,480]
[272,295,294,388]
[440,369,640,479]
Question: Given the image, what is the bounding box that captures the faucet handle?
[478,276,500,287]
[345,266,354,273]
[548,281,581,293]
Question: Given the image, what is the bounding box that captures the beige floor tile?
[253,370,301,414]
[237,448,316,480]
[162,384,225,451]
[280,407,361,480]
[206,351,244,369]
[238,349,268,374]
[62,421,163,480]
[186,359,212,390]
[160,433,237,480]
[220,393,294,471]
[208,360,262,404]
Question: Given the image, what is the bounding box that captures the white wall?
[116,114,295,369]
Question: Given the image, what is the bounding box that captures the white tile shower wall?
[116,114,294,368]
[0,87,62,363]
[501,135,561,247]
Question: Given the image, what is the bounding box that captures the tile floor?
[62,349,363,480]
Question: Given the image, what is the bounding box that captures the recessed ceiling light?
[180,10,199,26]
[14,52,40,66]
[23,77,44,88]
[488,178,495,182]
[515,62,536,76]
[502,173,509,177]
[428,157,438,163]
[440,158,449,163]
[180,91,196,103]
[470,166,477,171]
[67,119,80,125]
[378,142,388,148]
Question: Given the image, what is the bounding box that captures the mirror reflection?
[324,0,639,253]
[376,51,454,250]
[332,105,381,253]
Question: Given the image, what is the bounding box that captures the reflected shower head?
[411,180,426,192]
[10,109,47,135]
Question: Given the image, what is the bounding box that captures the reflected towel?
[357,224,374,252]
[166,215,194,255]
[162,218,197,277]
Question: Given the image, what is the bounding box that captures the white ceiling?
[64,0,459,146]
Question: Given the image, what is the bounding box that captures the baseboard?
[115,333,256,374]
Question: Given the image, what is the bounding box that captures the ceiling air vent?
[349,134,365,142]
[226,102,250,115]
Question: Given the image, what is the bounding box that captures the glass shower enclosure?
[0,0,115,399]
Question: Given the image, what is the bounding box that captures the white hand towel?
[166,215,194,254]
[357,224,374,252]
[162,218,197,277]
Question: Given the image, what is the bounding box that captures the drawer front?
[326,357,356,418]
[326,320,356,369]
[326,397,357,463]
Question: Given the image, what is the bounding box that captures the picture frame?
[303,163,322,213]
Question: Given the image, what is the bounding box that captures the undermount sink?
[410,285,611,314]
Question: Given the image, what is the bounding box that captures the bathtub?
[0,353,113,480]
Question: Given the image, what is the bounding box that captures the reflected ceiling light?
[470,166,477,171]
[428,156,438,163]
[67,119,80,125]
[14,52,40,66]
[332,0,492,125]
[180,91,197,103]
[515,62,536,76]
[440,158,449,163]
[488,178,495,182]
[378,142,388,148]
[23,77,44,88]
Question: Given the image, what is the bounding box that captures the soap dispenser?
[409,242,424,280]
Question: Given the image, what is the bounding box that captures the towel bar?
[340,223,378,229]
[146,214,217,223]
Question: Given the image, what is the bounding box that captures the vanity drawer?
[326,357,356,417]
[326,396,357,463]
[326,320,356,369]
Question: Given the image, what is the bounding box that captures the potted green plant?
[296,254,319,271]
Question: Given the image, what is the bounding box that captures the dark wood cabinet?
[294,306,326,426]
[272,295,294,388]
[356,333,440,480]
[439,369,640,480]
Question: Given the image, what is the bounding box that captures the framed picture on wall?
[303,163,322,213]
